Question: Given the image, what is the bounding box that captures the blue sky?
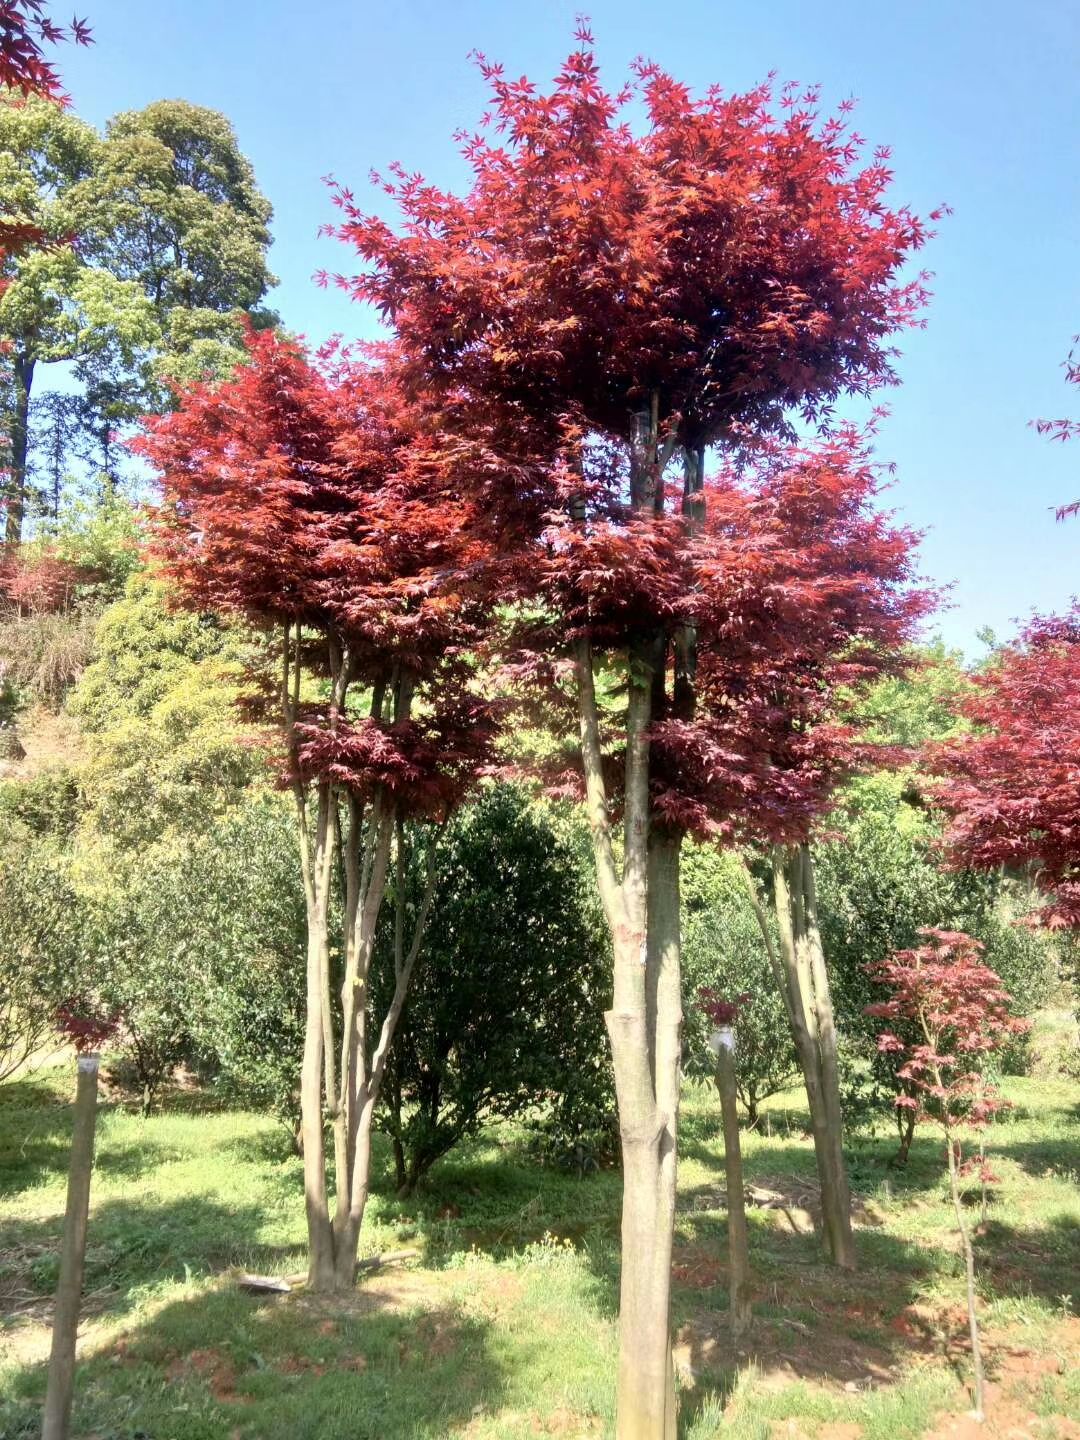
[58,0,1079,655]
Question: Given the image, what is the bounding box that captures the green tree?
[0,92,275,542]
[0,92,153,543]
[375,787,613,1194]
[89,99,276,393]
[0,829,83,1080]
[69,572,261,850]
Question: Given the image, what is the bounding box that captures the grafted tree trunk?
[742,846,856,1269]
[576,629,683,1440]
[569,396,691,1437]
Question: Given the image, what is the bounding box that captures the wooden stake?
[711,1027,752,1338]
[42,1053,100,1440]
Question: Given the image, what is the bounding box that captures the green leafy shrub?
[375,786,614,1193]
[0,766,80,836]
[0,835,85,1080]
[681,843,798,1124]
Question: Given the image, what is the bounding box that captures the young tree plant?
[865,929,1028,1421]
[139,327,495,1291]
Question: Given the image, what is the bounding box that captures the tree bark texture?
[743,846,856,1268]
[576,629,683,1440]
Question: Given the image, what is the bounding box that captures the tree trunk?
[894,1106,916,1167]
[575,626,682,1439]
[645,831,681,1436]
[745,849,856,1269]
[299,782,337,1292]
[570,394,689,1436]
[3,353,35,549]
[947,1135,986,1420]
[713,1031,752,1338]
[798,847,856,1269]
[300,905,335,1290]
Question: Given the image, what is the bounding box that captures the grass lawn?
[1,1066,1077,1439]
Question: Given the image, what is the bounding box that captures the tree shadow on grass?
[1,1192,308,1337]
[0,1081,84,1199]
[4,1268,507,1440]
[666,1198,1080,1437]
[976,1211,1080,1306]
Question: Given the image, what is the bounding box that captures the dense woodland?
[1,7,1078,1440]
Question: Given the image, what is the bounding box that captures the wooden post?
[42,1052,100,1440]
[710,1026,752,1338]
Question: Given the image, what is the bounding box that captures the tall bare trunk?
[743,847,855,1268]
[576,628,682,1440]
[570,397,689,1437]
[798,847,855,1266]
[3,353,35,548]
[299,784,336,1290]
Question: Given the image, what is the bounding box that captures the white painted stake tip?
[708,1026,735,1055]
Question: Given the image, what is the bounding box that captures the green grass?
[1,1069,1078,1438]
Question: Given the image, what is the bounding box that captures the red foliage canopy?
[865,928,1026,1130]
[501,424,929,839]
[932,609,1080,929]
[138,327,496,820]
[0,547,85,614]
[329,26,937,456]
[664,427,931,844]
[0,1,90,96]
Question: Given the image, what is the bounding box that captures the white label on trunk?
[77,1054,100,1073]
[708,1026,735,1054]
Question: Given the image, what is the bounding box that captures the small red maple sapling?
[865,928,1028,1421]
[54,998,120,1055]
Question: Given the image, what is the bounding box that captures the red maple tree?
[139,326,496,1291]
[330,30,938,1434]
[866,928,1027,1420]
[0,547,86,614]
[932,609,1080,931]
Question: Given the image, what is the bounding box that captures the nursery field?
[1,1067,1077,1440]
